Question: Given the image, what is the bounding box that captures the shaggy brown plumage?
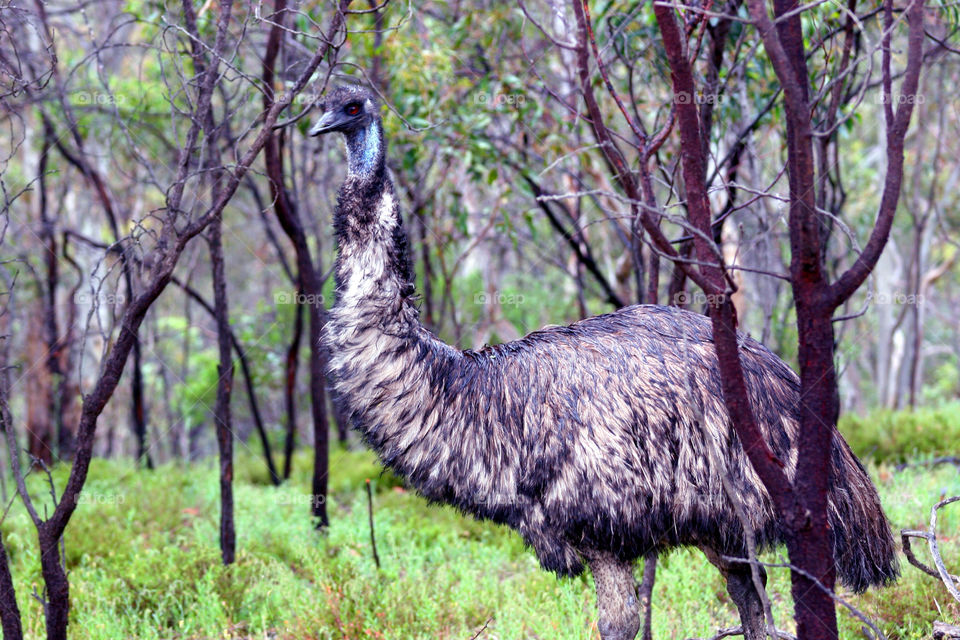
[311,85,897,640]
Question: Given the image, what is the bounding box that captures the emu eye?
[345,103,361,116]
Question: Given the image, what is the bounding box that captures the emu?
[310,85,897,640]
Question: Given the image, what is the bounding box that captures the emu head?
[309,85,379,137]
[310,85,382,177]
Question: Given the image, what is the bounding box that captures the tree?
[563,0,926,635]
[0,0,353,633]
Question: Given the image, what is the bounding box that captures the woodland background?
[0,0,959,638]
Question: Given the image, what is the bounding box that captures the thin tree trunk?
[130,340,150,467]
[37,525,68,640]
[666,241,692,307]
[181,270,195,461]
[306,271,330,527]
[37,127,64,462]
[189,0,239,562]
[209,217,236,565]
[646,253,659,306]
[58,234,84,459]
[283,294,304,479]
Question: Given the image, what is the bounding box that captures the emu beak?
[309,111,337,136]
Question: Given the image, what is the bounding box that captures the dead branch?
[901,496,960,604]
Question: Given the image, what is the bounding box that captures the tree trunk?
[209,217,236,565]
[283,295,304,479]
[37,128,66,463]
[38,524,68,640]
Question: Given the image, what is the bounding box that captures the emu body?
[312,86,897,640]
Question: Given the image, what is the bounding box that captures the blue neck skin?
[344,119,384,179]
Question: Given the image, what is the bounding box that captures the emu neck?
[331,118,415,323]
[344,119,384,178]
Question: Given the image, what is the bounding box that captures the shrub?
[839,402,960,463]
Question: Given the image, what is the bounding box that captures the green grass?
[0,447,958,639]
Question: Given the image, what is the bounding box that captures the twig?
[467,616,493,640]
[33,456,59,510]
[33,456,68,574]
[901,496,960,604]
[365,479,380,570]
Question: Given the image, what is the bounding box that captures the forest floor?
[1,446,958,639]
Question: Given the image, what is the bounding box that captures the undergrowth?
[0,444,957,638]
[840,402,960,464]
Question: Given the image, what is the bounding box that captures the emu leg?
[583,549,641,640]
[701,547,766,640]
